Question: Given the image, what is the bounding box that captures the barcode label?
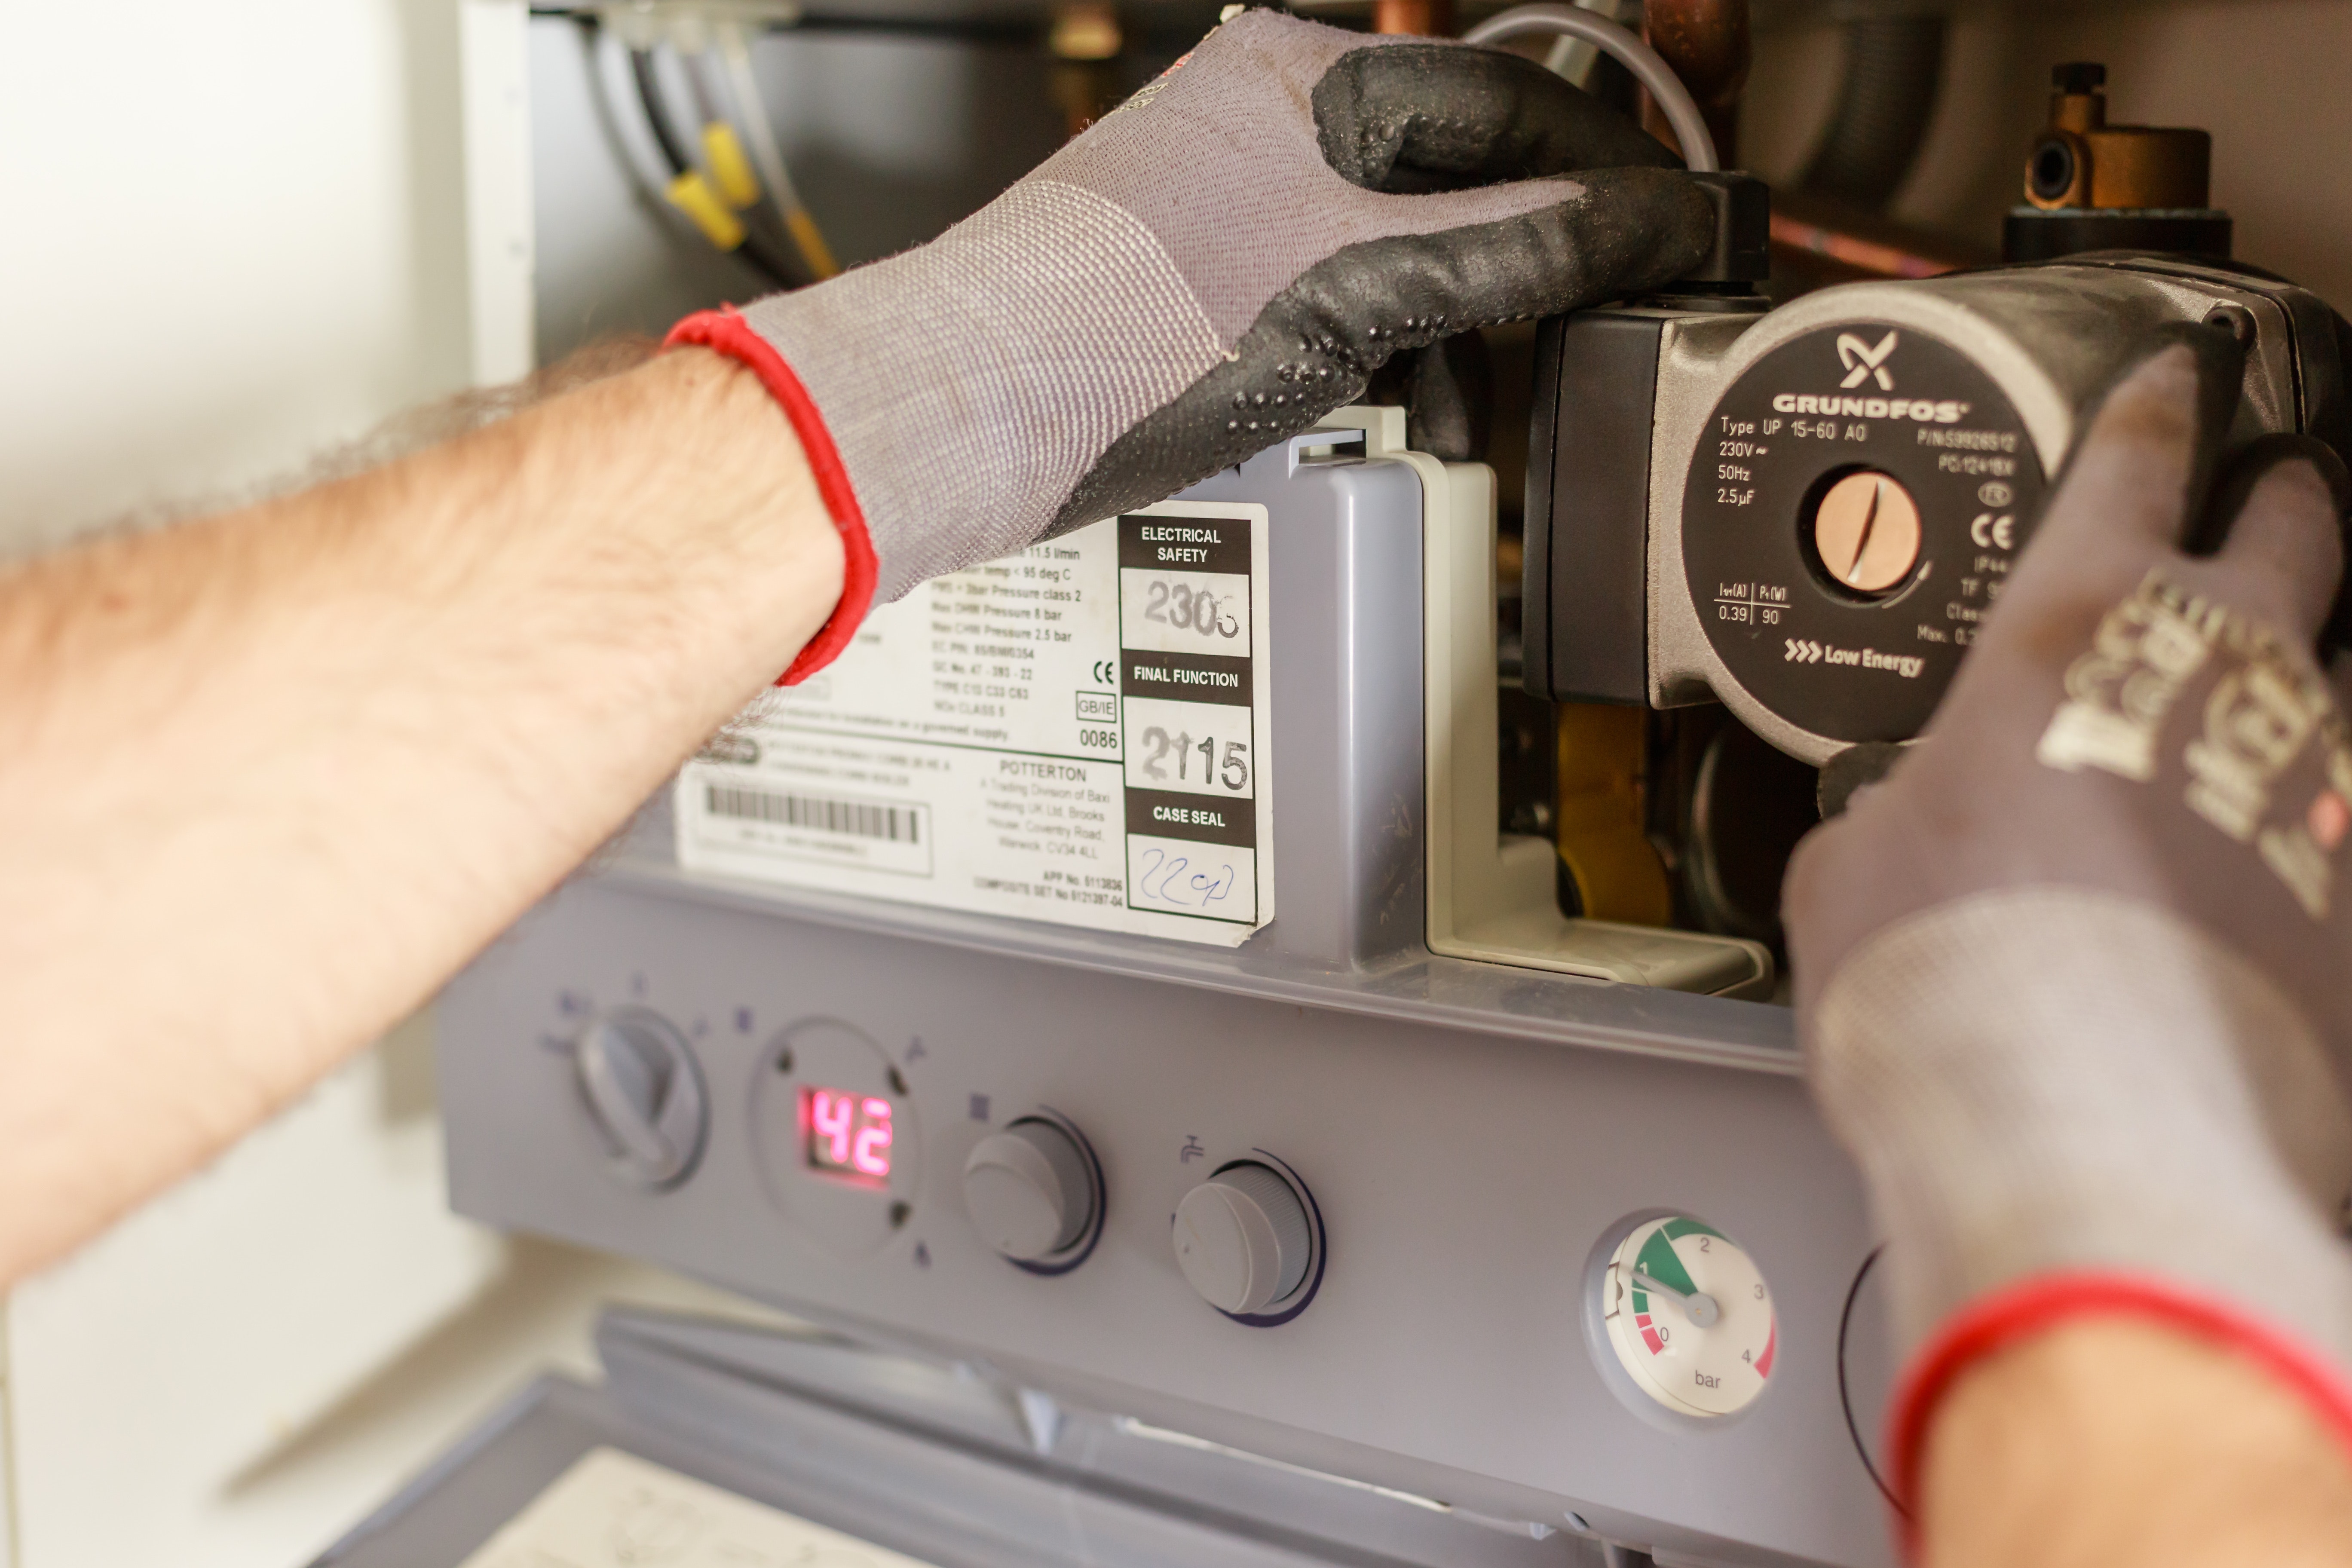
[693,784,933,877]
[705,785,920,844]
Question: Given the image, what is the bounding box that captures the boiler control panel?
[444,869,1893,1568]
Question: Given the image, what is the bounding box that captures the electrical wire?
[1461,3,1719,173]
[1536,0,1629,89]
[682,46,729,125]
[714,19,840,279]
[628,46,698,175]
[680,49,766,211]
[626,42,806,289]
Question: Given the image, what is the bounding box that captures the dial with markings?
[1602,1216,1776,1417]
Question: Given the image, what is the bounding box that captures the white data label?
[678,504,1274,946]
[457,1446,941,1568]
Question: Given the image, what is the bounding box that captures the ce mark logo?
[1091,659,1120,685]
[1969,512,2017,551]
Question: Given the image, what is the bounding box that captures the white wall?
[0,0,486,554]
[0,6,729,1560]
[4,1023,511,1568]
[0,5,531,1566]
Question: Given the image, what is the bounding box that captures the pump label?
[676,504,1274,946]
[1683,323,2047,744]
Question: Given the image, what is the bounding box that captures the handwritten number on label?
[1137,848,1237,908]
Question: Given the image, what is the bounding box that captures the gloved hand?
[671,9,1712,678]
[1784,328,2352,1513]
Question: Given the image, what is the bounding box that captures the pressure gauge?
[1600,1216,1777,1418]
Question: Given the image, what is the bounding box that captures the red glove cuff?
[1888,1271,2352,1558]
[666,307,878,685]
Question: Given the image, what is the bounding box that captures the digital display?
[803,1086,893,1186]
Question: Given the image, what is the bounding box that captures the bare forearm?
[1921,1319,2352,1567]
[0,348,838,1283]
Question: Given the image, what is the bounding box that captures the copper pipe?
[1767,213,1952,280]
[1641,0,1749,168]
[1764,190,1988,288]
[1373,0,1456,37]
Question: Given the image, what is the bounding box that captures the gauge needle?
[1633,1268,1721,1328]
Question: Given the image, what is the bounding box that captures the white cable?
[1538,0,1628,89]
[1462,3,1719,173]
[714,18,838,278]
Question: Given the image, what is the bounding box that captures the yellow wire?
[701,122,762,208]
[785,207,840,280]
[665,170,746,251]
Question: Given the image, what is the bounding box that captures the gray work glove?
[671,9,1711,677]
[1784,328,2352,1506]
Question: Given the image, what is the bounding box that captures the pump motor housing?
[1524,255,2352,765]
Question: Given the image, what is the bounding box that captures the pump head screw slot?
[888,1065,910,1096]
[774,1049,795,1074]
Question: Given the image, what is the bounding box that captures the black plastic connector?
[1680,172,1771,288]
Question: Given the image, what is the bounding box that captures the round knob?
[574,1009,706,1188]
[1173,1162,1311,1316]
[964,1118,1095,1261]
[1811,470,1923,594]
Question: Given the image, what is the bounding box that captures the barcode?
[704,785,920,844]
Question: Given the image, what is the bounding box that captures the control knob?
[1173,1161,1314,1317]
[963,1116,1099,1265]
[573,1008,707,1188]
